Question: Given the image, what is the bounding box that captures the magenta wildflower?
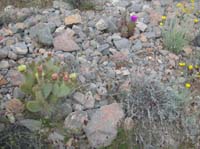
[130,15,138,22]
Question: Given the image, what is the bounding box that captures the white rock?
[136,22,148,32]
[95,19,108,31]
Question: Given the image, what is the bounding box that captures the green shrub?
[162,18,189,54]
[18,54,78,117]
[66,0,95,10]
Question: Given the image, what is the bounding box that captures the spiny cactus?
[18,54,78,117]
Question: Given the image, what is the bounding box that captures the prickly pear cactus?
[18,54,78,117]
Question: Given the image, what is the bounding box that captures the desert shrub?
[0,124,48,149]
[117,74,190,148]
[162,18,189,54]
[66,0,95,10]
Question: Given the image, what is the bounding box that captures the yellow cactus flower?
[159,22,164,26]
[190,0,195,3]
[194,19,199,23]
[17,65,26,72]
[176,3,183,8]
[188,65,193,70]
[69,73,78,81]
[195,65,199,69]
[161,16,167,21]
[185,83,191,88]
[179,62,186,67]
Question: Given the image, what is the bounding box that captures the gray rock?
[145,32,156,39]
[84,103,124,148]
[84,91,95,109]
[95,19,108,31]
[128,3,142,13]
[136,22,148,32]
[13,87,25,99]
[113,38,131,50]
[97,44,110,53]
[0,123,5,132]
[29,23,54,46]
[73,92,85,105]
[48,131,65,149]
[0,60,9,69]
[0,47,9,59]
[194,34,200,47]
[19,119,42,131]
[8,51,17,60]
[64,111,88,134]
[106,17,118,33]
[11,42,28,55]
[133,40,142,51]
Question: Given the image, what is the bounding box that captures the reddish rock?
[0,75,8,86]
[84,103,124,148]
[53,30,80,52]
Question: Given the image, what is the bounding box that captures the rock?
[128,3,142,13]
[73,91,95,109]
[73,92,85,105]
[136,22,147,32]
[8,51,17,60]
[84,91,95,109]
[95,19,108,31]
[54,103,72,120]
[19,119,42,131]
[0,60,9,69]
[11,42,28,55]
[8,70,24,86]
[133,40,142,51]
[0,74,8,86]
[13,87,25,99]
[64,14,82,26]
[145,32,156,39]
[53,30,80,52]
[113,38,131,50]
[0,123,5,132]
[183,46,193,55]
[84,103,124,148]
[64,111,88,134]
[29,23,54,46]
[48,131,65,149]
[0,47,9,59]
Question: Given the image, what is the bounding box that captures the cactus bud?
[35,72,39,80]
[51,73,58,80]
[63,73,69,81]
[17,65,26,72]
[69,73,77,81]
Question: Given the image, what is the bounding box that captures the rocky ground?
[0,0,200,148]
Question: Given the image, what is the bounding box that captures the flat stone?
[84,103,124,148]
[0,60,9,69]
[64,14,82,26]
[19,119,42,131]
[0,47,9,59]
[113,38,131,50]
[133,40,142,51]
[95,19,108,31]
[53,30,80,52]
[64,111,88,134]
[73,92,85,105]
[136,22,148,32]
[11,42,28,55]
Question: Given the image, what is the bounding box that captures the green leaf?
[58,83,71,98]
[26,101,42,113]
[52,83,60,97]
[42,83,53,99]
[49,94,58,104]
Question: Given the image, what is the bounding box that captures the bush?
[162,18,189,54]
[117,74,189,148]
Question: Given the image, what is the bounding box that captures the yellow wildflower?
[194,19,199,23]
[159,22,164,26]
[185,83,191,88]
[190,0,195,3]
[161,16,167,21]
[196,72,200,78]
[188,65,193,70]
[179,62,186,67]
[17,65,26,72]
[195,65,199,69]
[69,73,78,81]
[176,3,182,8]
